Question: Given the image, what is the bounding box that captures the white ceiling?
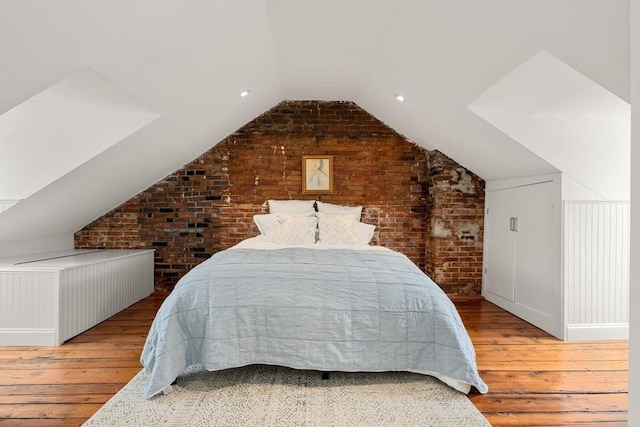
[0,0,631,250]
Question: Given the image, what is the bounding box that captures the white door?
[483,180,562,339]
[513,181,556,318]
[484,187,516,301]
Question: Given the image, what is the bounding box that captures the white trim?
[0,199,20,214]
[565,323,628,342]
[0,328,57,346]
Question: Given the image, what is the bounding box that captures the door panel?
[484,187,516,301]
[483,180,562,339]
[514,181,555,317]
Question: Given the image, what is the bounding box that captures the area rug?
[83,365,490,426]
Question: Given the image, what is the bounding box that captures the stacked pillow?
[316,201,374,245]
[252,200,317,244]
[268,200,316,216]
[253,200,375,246]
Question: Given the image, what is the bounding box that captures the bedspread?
[140,246,488,398]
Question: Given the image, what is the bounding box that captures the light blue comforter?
[140,247,488,398]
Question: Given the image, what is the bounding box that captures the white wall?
[628,0,639,424]
[0,233,74,258]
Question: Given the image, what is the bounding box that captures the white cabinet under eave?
[0,249,154,346]
[482,173,630,341]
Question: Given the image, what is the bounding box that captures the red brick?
[75,101,484,295]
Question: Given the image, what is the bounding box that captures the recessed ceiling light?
[395,94,406,102]
[239,90,250,98]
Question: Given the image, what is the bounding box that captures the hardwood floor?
[456,300,629,426]
[0,293,629,426]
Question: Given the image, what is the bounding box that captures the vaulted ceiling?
[0,0,631,253]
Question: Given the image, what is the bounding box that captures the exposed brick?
[425,150,485,295]
[75,101,485,295]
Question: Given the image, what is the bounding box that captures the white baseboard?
[565,323,629,341]
[0,328,57,346]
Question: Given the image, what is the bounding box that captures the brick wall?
[75,101,485,294]
[426,151,485,294]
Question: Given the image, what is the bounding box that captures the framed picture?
[302,155,334,194]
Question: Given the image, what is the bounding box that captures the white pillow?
[316,201,362,221]
[268,199,316,216]
[275,215,318,245]
[317,213,358,245]
[253,214,279,241]
[354,222,376,245]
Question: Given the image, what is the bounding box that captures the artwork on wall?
[302,155,334,194]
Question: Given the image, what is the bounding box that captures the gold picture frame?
[302,155,334,194]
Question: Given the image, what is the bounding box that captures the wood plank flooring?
[456,299,629,426]
[0,293,629,426]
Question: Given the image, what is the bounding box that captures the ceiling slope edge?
[0,67,162,209]
[469,50,630,201]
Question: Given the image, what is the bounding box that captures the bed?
[140,200,488,399]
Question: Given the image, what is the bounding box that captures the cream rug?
[83,365,490,426]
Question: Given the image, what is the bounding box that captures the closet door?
[513,181,556,319]
[483,180,561,338]
[484,187,517,301]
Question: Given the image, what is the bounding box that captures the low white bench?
[0,249,154,346]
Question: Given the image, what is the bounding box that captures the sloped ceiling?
[0,67,162,201]
[469,50,630,200]
[0,0,631,252]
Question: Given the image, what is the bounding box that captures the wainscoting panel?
[0,271,59,345]
[0,249,154,346]
[59,251,155,342]
[564,201,630,340]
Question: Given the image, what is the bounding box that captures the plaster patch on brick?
[432,218,452,238]
[449,168,476,194]
[361,206,380,223]
[457,221,480,241]
[433,167,477,195]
